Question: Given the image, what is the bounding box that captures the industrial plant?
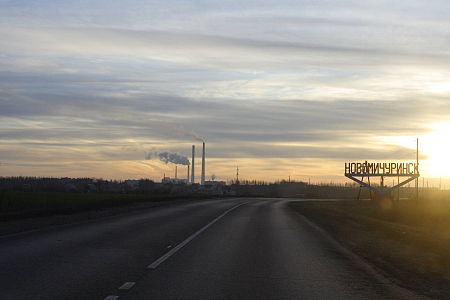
[160,141,224,188]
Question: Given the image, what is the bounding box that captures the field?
[0,191,205,220]
[290,194,450,299]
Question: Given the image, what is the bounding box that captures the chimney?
[201,142,205,185]
[187,164,190,184]
[175,165,178,179]
[191,145,195,183]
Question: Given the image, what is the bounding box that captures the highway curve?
[0,198,423,300]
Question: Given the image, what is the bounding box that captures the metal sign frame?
[345,173,419,195]
[345,161,420,195]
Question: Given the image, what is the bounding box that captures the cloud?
[1,1,450,180]
[1,26,449,73]
[0,92,443,154]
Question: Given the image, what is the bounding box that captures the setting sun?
[380,122,450,178]
[421,122,450,177]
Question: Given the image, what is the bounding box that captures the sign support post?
[345,161,419,198]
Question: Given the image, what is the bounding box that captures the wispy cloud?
[1,1,450,180]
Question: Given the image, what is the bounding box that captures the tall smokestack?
[175,165,178,179]
[201,142,205,185]
[187,164,190,184]
[191,145,195,184]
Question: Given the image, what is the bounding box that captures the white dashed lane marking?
[102,202,246,299]
[147,202,247,269]
[119,282,136,290]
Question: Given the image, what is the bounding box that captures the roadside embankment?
[0,192,220,237]
[0,191,209,221]
[290,199,450,299]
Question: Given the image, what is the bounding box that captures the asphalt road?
[0,198,419,300]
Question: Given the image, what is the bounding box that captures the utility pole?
[416,138,419,202]
[191,145,195,184]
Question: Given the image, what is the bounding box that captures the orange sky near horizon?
[1,1,450,185]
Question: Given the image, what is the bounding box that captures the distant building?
[201,180,226,195]
[162,177,188,185]
[204,180,226,186]
[125,180,140,191]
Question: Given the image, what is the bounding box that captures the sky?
[1,0,450,184]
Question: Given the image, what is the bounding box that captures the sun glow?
[379,122,450,178]
[420,123,450,177]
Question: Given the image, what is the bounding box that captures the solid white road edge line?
[118,282,136,290]
[147,202,247,269]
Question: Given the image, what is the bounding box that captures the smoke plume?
[146,151,190,166]
[151,119,204,142]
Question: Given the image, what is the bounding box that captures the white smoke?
[146,151,190,166]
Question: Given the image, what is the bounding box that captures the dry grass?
[0,191,207,220]
[290,196,450,299]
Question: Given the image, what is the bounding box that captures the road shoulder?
[289,200,432,300]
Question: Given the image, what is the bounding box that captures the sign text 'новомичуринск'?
[345,161,419,175]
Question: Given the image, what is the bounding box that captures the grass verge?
[0,191,208,220]
[289,199,450,299]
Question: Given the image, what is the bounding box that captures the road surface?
[0,198,418,299]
